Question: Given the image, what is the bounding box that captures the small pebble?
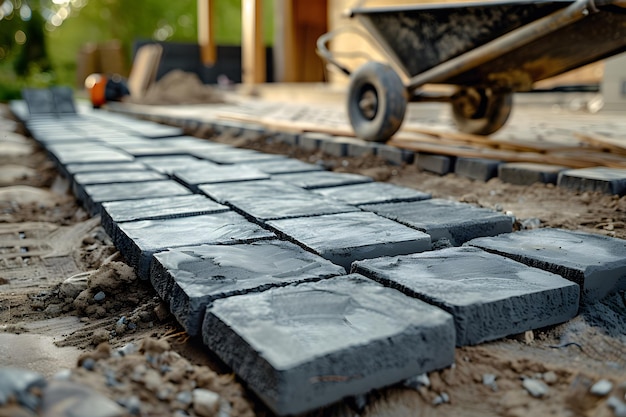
[81,358,96,371]
[404,373,430,389]
[93,291,106,302]
[607,396,626,417]
[118,395,141,415]
[432,392,450,406]
[542,371,558,384]
[523,378,549,398]
[590,379,613,396]
[176,391,193,406]
[193,389,220,417]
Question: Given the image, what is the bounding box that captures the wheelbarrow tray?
[352,0,626,89]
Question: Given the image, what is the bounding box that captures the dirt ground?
[1,103,625,417]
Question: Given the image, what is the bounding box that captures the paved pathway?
[12,101,626,416]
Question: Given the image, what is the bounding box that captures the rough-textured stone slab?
[467,228,626,302]
[192,148,287,165]
[271,171,373,189]
[455,157,502,181]
[415,153,455,175]
[136,156,209,174]
[498,162,566,185]
[65,161,149,176]
[46,144,135,165]
[352,247,579,345]
[267,211,431,270]
[114,212,274,279]
[320,136,364,157]
[173,165,270,192]
[298,132,331,151]
[73,170,166,186]
[557,167,626,196]
[361,199,512,246]
[100,195,229,242]
[111,144,191,158]
[313,182,431,205]
[81,180,192,215]
[202,274,455,416]
[199,181,358,221]
[240,158,323,174]
[151,240,346,336]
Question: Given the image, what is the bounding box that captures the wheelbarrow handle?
[316,26,379,77]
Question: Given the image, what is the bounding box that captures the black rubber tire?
[451,88,513,136]
[347,62,407,142]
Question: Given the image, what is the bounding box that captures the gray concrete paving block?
[199,180,358,221]
[173,165,270,192]
[347,140,378,158]
[320,136,365,157]
[81,180,192,215]
[100,195,229,242]
[454,157,502,181]
[136,155,210,174]
[192,148,287,165]
[151,240,346,336]
[557,167,626,196]
[415,153,455,175]
[299,132,333,151]
[377,144,415,165]
[46,144,135,165]
[126,125,183,139]
[111,144,191,158]
[467,228,626,302]
[267,211,431,270]
[271,171,373,189]
[313,182,431,206]
[498,162,566,185]
[360,199,513,246]
[114,211,274,279]
[273,132,299,146]
[73,170,166,186]
[239,158,323,174]
[352,246,580,345]
[65,161,149,175]
[202,274,455,415]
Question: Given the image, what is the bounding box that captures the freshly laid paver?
[65,161,149,176]
[192,148,287,165]
[173,165,270,192]
[352,246,580,345]
[114,212,275,279]
[360,199,513,246]
[100,195,229,242]
[557,167,626,196]
[73,170,167,186]
[151,240,346,336]
[240,158,323,174]
[313,182,431,206]
[81,180,192,215]
[136,155,208,174]
[271,171,373,189]
[45,144,135,165]
[267,211,432,270]
[202,274,456,416]
[454,157,502,182]
[199,181,358,221]
[498,162,566,185]
[415,153,455,175]
[467,228,626,302]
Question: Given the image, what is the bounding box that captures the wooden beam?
[242,0,266,84]
[197,0,216,65]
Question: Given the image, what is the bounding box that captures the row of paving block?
[112,107,626,196]
[19,109,626,416]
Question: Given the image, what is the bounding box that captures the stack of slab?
[15,107,626,416]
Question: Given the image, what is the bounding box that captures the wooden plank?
[574,132,626,155]
[242,0,266,84]
[197,0,216,65]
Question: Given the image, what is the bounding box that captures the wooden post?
[242,0,266,84]
[197,0,216,65]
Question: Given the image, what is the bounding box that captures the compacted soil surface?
[1,103,625,417]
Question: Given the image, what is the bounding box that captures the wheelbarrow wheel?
[451,88,513,135]
[347,62,407,142]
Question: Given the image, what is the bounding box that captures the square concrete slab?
[271,171,373,189]
[114,212,275,279]
[352,247,579,346]
[192,148,287,165]
[467,228,626,302]
[202,274,455,416]
[557,167,626,196]
[455,157,502,181]
[136,156,210,175]
[313,182,431,206]
[46,145,135,165]
[151,240,346,336]
[173,165,270,192]
[65,162,149,176]
[415,153,455,175]
[240,159,323,175]
[198,181,358,221]
[267,211,431,270]
[100,195,229,242]
[73,170,166,186]
[498,162,566,185]
[360,199,513,246]
[81,180,192,215]
[377,144,415,165]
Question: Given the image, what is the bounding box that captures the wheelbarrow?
[317,0,626,142]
